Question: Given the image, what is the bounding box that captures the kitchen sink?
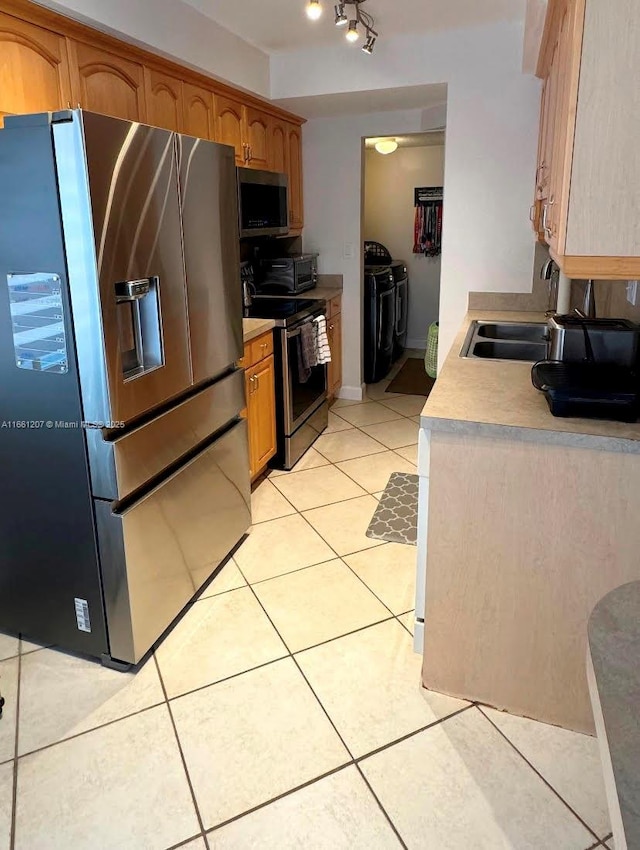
[476,322,548,343]
[461,321,549,362]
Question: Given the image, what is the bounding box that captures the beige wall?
[364,145,446,348]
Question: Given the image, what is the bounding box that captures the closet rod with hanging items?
[414,186,444,257]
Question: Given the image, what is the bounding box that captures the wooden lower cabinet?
[242,331,277,479]
[326,296,342,399]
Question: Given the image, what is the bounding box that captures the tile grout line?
[237,566,411,849]
[477,706,603,843]
[9,642,22,850]
[152,654,211,850]
[352,764,409,850]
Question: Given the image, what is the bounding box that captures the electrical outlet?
[627,280,638,306]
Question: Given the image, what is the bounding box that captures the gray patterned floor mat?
[366,472,419,546]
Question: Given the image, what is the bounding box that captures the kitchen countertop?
[420,309,640,453]
[282,283,343,302]
[588,582,640,849]
[242,318,276,344]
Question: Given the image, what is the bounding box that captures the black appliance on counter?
[238,167,289,239]
[364,266,396,384]
[244,297,328,469]
[256,253,318,295]
[364,241,409,379]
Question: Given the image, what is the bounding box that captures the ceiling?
[181,0,525,53]
[365,132,446,149]
[274,83,447,119]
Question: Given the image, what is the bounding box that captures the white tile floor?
[0,377,613,849]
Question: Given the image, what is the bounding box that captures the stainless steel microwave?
[237,167,289,238]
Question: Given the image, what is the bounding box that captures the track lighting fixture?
[334,3,348,25]
[306,0,322,21]
[306,0,378,52]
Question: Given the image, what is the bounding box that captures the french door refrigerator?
[0,110,251,667]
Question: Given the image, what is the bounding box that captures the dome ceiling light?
[305,0,379,54]
[374,139,399,155]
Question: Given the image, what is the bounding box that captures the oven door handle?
[287,328,302,340]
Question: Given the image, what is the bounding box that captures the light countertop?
[242,318,275,344]
[588,581,640,849]
[283,283,343,302]
[421,310,640,453]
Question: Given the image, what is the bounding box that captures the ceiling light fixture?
[306,0,379,53]
[334,3,348,25]
[374,139,398,155]
[306,0,323,21]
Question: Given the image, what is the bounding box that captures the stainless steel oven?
[279,304,329,469]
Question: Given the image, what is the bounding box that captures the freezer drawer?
[88,369,245,501]
[95,419,251,665]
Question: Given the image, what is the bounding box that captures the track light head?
[362,34,376,54]
[334,3,348,25]
[346,19,360,41]
[306,0,322,21]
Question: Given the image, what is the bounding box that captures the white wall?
[34,0,271,97]
[364,146,445,349]
[275,20,541,375]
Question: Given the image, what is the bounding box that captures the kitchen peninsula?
[417,310,640,734]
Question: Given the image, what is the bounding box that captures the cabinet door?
[244,106,269,169]
[245,369,257,478]
[0,13,72,124]
[247,356,277,477]
[329,312,342,394]
[70,41,146,122]
[183,83,215,140]
[215,94,245,165]
[287,124,304,230]
[269,119,288,173]
[144,68,183,131]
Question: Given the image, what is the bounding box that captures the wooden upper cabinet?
[287,124,304,230]
[183,83,215,140]
[0,13,71,123]
[70,41,146,122]
[215,94,245,165]
[144,67,183,131]
[269,119,288,174]
[244,107,269,170]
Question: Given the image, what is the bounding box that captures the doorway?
[363,131,445,375]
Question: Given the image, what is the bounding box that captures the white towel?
[314,315,332,365]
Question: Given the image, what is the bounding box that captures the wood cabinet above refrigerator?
[532,0,640,278]
[0,0,305,232]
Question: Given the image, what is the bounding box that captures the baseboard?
[336,384,365,401]
[413,620,424,654]
[406,338,427,351]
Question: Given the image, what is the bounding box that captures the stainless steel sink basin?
[476,322,548,343]
[461,321,549,362]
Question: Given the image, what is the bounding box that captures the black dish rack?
[531,360,640,422]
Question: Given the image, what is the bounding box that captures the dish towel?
[298,321,317,383]
[314,315,332,365]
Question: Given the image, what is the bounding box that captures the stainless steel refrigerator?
[0,110,251,667]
